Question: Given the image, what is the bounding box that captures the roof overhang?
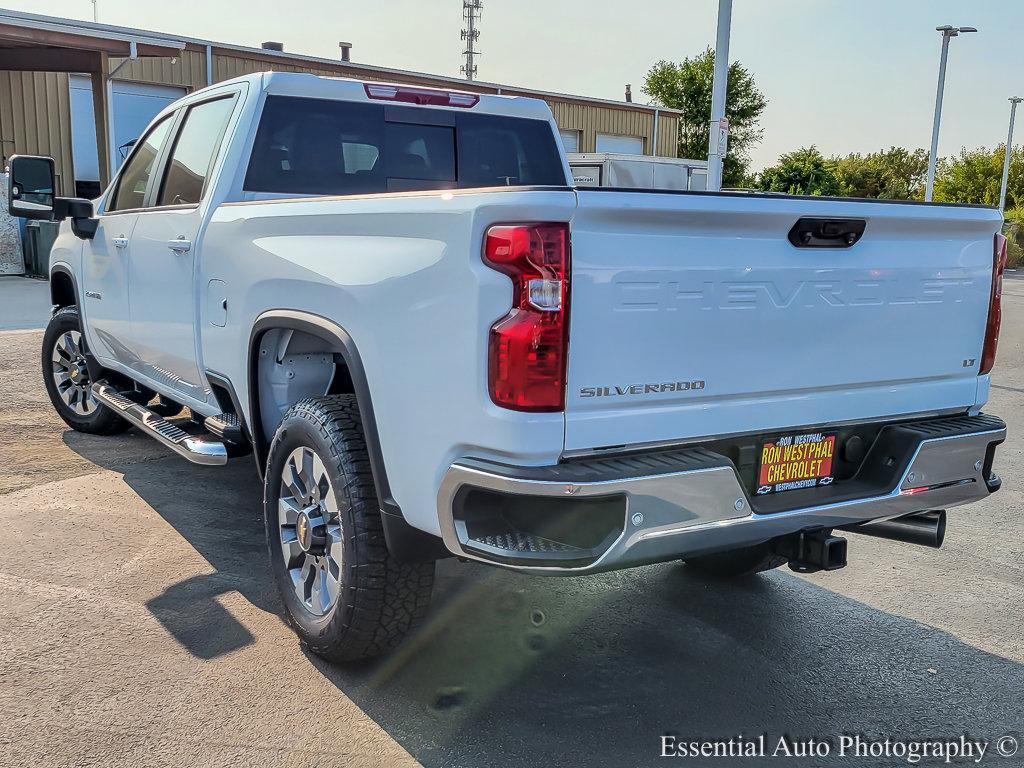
[0,9,186,72]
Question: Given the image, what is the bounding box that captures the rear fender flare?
[248,310,392,507]
[249,311,450,562]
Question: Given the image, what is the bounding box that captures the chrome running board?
[91,382,228,466]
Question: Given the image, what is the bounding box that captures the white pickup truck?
[9,72,1007,662]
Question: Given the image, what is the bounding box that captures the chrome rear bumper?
[437,414,1005,574]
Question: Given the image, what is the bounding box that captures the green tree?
[830,147,929,200]
[1001,207,1024,268]
[932,145,1024,208]
[757,146,841,196]
[642,48,767,186]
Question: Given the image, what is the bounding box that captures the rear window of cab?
[244,95,566,195]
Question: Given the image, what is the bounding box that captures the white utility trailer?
[567,152,708,191]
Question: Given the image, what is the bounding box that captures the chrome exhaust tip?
[846,510,946,549]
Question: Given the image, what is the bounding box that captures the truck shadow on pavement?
[69,441,1024,768]
[130,459,281,660]
[63,438,282,659]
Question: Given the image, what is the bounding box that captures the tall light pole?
[999,97,1023,212]
[706,0,733,191]
[90,0,97,22]
[925,25,977,201]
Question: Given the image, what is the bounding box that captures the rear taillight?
[363,83,479,108]
[484,223,570,412]
[981,233,1008,375]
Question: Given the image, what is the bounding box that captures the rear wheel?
[264,395,434,662]
[42,306,128,435]
[683,542,787,579]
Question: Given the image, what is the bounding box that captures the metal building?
[0,9,681,197]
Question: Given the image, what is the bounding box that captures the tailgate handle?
[788,217,866,248]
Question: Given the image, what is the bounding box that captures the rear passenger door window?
[157,96,237,207]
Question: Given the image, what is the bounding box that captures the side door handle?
[167,237,192,254]
[112,236,129,249]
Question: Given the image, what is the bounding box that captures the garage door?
[559,129,580,154]
[596,133,644,155]
[69,75,187,190]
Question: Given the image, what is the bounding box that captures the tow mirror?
[7,154,97,239]
[8,155,56,220]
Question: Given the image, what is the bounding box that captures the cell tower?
[461,0,482,81]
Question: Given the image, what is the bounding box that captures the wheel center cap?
[296,510,327,554]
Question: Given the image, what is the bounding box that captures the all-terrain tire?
[264,394,434,662]
[683,542,788,579]
[41,306,129,435]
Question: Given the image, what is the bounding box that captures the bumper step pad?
[460,526,602,567]
[469,531,581,555]
[456,446,729,485]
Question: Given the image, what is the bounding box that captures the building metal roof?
[0,8,681,115]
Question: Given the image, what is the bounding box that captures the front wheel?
[41,306,128,435]
[264,395,434,662]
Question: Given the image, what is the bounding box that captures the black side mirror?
[7,154,97,239]
[64,199,98,240]
[8,154,56,220]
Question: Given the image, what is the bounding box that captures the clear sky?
[11,0,1024,169]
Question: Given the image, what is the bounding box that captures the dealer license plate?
[756,432,836,495]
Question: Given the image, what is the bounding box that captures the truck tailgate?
[564,190,1002,452]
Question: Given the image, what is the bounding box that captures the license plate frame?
[756,432,836,495]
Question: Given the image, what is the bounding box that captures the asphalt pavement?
[0,275,1021,768]
[0,275,52,330]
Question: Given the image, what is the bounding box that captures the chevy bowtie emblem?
[298,516,307,541]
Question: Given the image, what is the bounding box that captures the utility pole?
[461,0,482,81]
[925,25,977,201]
[706,0,733,191]
[90,0,98,22]
[1000,97,1023,212]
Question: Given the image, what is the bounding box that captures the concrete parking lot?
[0,275,1021,768]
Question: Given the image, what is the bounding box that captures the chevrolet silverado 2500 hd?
[8,73,1007,662]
